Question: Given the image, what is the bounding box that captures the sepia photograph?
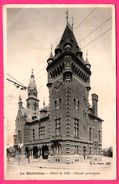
[4,4,116,180]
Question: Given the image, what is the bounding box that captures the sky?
[4,4,116,149]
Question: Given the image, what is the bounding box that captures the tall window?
[83,125,86,132]
[32,128,35,140]
[74,118,79,138]
[59,98,62,108]
[39,126,45,139]
[89,147,91,155]
[83,96,86,106]
[83,110,86,118]
[74,98,76,108]
[74,98,79,110]
[99,130,101,143]
[77,100,80,110]
[18,130,21,143]
[34,102,37,110]
[55,100,58,109]
[27,102,29,109]
[55,118,61,136]
[89,128,92,141]
[99,148,101,155]
[75,145,79,154]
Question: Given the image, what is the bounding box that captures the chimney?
[92,93,98,116]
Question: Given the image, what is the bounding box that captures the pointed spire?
[47,46,54,64]
[66,9,69,25]
[49,45,53,59]
[49,51,53,59]
[28,69,37,98]
[85,50,91,68]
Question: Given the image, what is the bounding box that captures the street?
[5,156,115,180]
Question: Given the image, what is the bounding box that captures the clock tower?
[47,20,92,157]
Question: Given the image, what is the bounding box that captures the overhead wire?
[82,27,112,49]
[74,8,97,30]
[77,17,112,43]
[7,73,25,86]
[6,55,48,98]
[6,10,112,99]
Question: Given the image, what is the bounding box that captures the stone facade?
[13,20,103,163]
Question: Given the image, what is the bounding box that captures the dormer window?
[64,43,72,51]
[55,98,62,109]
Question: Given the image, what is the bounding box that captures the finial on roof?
[31,69,34,78]
[66,9,69,25]
[32,69,34,75]
[51,44,53,51]
[43,98,45,107]
[86,50,88,58]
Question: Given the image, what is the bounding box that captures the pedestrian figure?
[83,153,86,160]
[7,148,10,162]
[18,148,21,164]
[27,150,30,163]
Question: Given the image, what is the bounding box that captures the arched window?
[83,125,86,132]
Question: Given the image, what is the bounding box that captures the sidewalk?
[7,156,112,170]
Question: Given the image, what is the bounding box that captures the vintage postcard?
[3,4,116,180]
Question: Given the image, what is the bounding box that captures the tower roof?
[28,69,37,89]
[28,69,38,98]
[57,23,81,54]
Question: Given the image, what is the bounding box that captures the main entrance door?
[42,145,49,159]
[33,146,39,158]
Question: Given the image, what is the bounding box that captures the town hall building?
[13,15,103,163]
